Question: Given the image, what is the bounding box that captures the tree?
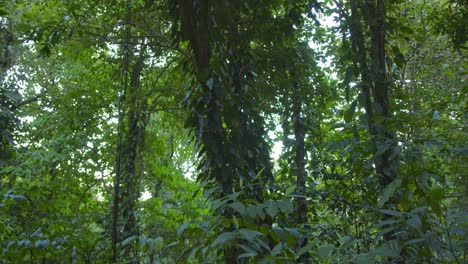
[1,0,466,263]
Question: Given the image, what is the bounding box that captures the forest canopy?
[0,0,466,263]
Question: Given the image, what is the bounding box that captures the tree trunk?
[292,75,310,262]
[349,0,400,246]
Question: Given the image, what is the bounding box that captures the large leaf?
[212,232,235,247]
[229,202,246,215]
[318,244,334,259]
[239,228,262,242]
[276,200,293,213]
[271,243,283,256]
[177,222,189,237]
[374,240,401,257]
[265,202,278,217]
[121,235,138,246]
[378,178,402,207]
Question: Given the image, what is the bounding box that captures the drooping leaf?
[378,178,402,207]
[229,202,246,215]
[379,209,403,216]
[212,232,235,247]
[121,235,138,246]
[177,222,189,237]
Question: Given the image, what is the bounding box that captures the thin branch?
[145,58,178,98]
[15,92,45,108]
[141,106,181,115]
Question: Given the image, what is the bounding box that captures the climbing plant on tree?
[1,0,466,263]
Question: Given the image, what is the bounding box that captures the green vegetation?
[1,0,466,263]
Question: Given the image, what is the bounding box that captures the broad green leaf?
[340,236,350,244]
[211,199,228,211]
[284,228,300,239]
[34,239,48,248]
[374,240,400,257]
[378,178,402,207]
[271,243,283,256]
[354,254,375,264]
[428,188,444,201]
[318,244,334,259]
[277,200,293,213]
[246,205,257,219]
[407,215,422,231]
[239,228,262,242]
[297,242,315,256]
[17,240,31,248]
[229,202,246,215]
[400,26,414,35]
[265,203,278,217]
[212,232,234,247]
[285,185,296,196]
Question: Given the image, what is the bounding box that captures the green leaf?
[271,243,283,256]
[277,200,293,213]
[340,236,350,245]
[407,215,422,231]
[212,232,234,247]
[428,188,444,201]
[246,205,257,219]
[318,244,334,259]
[354,254,375,264]
[187,246,200,259]
[378,178,402,207]
[206,78,213,90]
[285,185,296,196]
[379,209,403,216]
[409,206,429,214]
[403,238,425,247]
[211,199,229,211]
[284,228,300,238]
[121,235,138,246]
[377,218,399,226]
[177,222,189,237]
[374,240,400,257]
[34,239,49,248]
[238,250,257,258]
[265,202,278,217]
[428,188,444,215]
[17,240,31,248]
[344,100,357,123]
[297,242,315,256]
[233,215,239,230]
[400,26,414,35]
[229,202,246,215]
[239,228,262,242]
[166,241,179,248]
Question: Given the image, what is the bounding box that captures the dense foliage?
[1,0,466,263]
